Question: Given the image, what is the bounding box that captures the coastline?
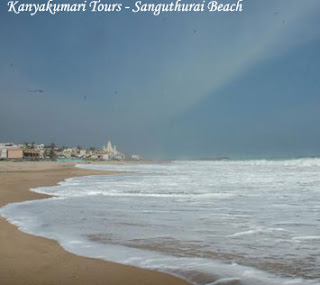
[0,161,191,285]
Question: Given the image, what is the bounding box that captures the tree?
[49,142,56,160]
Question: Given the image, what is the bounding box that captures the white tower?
[106,140,114,153]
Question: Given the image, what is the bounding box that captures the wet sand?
[0,161,191,285]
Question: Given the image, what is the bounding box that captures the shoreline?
[0,161,191,285]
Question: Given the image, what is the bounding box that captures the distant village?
[0,140,142,161]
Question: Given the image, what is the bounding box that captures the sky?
[1,0,320,159]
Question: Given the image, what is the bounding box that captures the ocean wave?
[2,160,320,285]
[227,228,289,238]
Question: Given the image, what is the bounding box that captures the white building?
[36,144,45,149]
[131,154,140,160]
[0,143,20,159]
[78,149,86,157]
[102,154,110,160]
[102,140,125,160]
[62,148,73,158]
[104,140,114,153]
[0,148,7,159]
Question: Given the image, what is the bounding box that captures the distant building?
[62,148,73,158]
[78,149,86,158]
[95,150,106,160]
[102,154,110,160]
[102,140,125,160]
[0,148,7,159]
[131,154,140,161]
[23,149,40,159]
[36,144,45,149]
[7,148,23,159]
[113,152,125,160]
[71,147,79,156]
[0,140,128,161]
[0,143,24,159]
[104,140,114,153]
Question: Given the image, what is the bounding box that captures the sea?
[1,159,320,285]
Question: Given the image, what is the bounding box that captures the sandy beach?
[0,161,190,285]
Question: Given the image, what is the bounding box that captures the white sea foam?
[292,236,320,241]
[227,227,289,238]
[1,159,320,285]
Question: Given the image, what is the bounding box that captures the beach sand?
[0,161,190,285]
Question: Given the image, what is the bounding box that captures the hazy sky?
[1,0,320,159]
